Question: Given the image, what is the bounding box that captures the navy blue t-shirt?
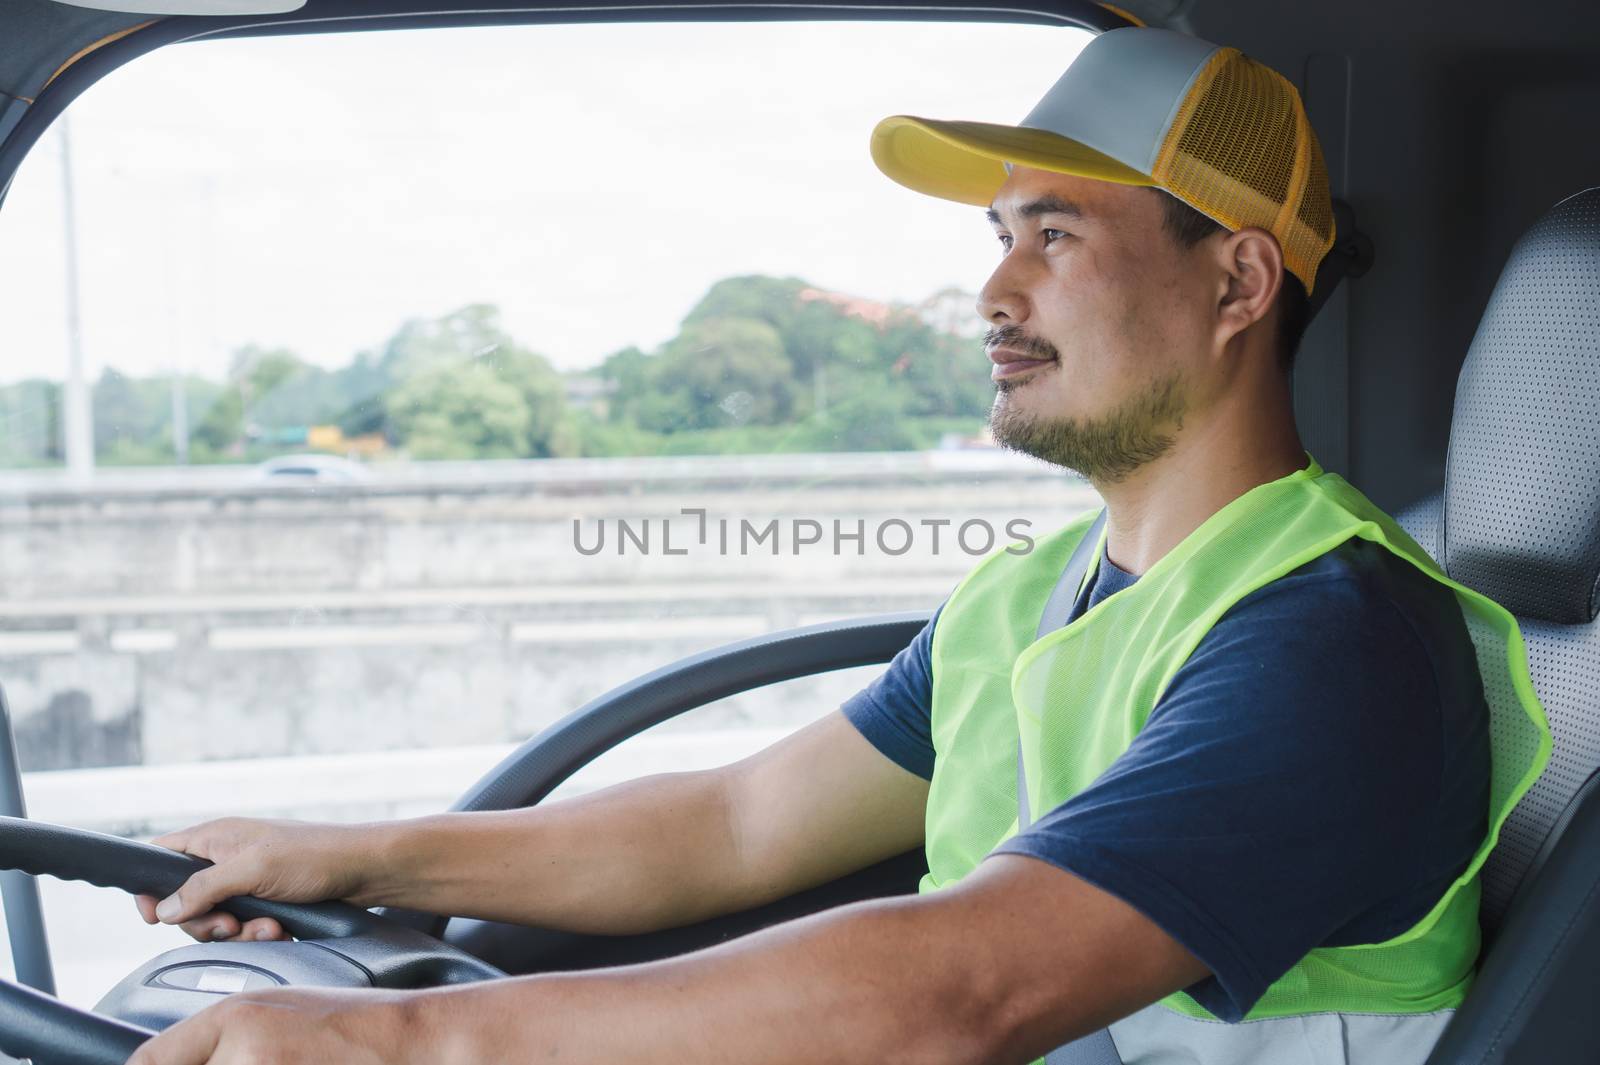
[842,533,1490,1021]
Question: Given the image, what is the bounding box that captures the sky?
[0,19,1089,384]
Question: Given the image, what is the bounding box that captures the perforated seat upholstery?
[1384,188,1600,1065]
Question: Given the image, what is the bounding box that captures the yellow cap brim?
[870,115,1155,207]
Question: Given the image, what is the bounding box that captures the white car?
[250,454,372,485]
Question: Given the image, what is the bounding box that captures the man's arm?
[143,710,930,938]
[441,853,1210,1063]
[132,852,1209,1065]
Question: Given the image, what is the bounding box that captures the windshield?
[0,19,1102,1005]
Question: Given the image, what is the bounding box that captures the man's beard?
[985,329,1188,485]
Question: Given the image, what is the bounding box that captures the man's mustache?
[983,326,1060,362]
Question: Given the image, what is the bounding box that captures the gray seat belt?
[1034,507,1108,643]
[1018,508,1123,1065]
[1019,506,1106,830]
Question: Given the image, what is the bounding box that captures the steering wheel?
[0,816,504,1065]
[0,613,926,1065]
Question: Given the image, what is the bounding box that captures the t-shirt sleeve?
[989,572,1458,1022]
[840,603,943,781]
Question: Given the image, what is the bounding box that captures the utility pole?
[163,192,190,466]
[58,115,94,480]
[170,374,190,465]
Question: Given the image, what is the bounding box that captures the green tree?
[388,360,532,459]
[597,345,650,424]
[881,315,992,418]
[798,366,923,450]
[0,379,61,466]
[5,276,992,468]
[595,274,992,450]
[682,275,809,335]
[92,368,166,459]
[330,352,393,438]
[379,304,504,379]
[192,387,243,453]
[481,346,576,457]
[380,305,576,458]
[192,345,312,453]
[636,317,795,432]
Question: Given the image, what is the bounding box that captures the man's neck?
[1093,415,1309,577]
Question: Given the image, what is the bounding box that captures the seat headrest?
[1444,187,1600,625]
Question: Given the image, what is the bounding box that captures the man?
[129,27,1547,1065]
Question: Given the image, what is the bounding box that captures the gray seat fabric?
[1397,485,1600,942]
[1397,187,1600,1065]
[1394,490,1441,568]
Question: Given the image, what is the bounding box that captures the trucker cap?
[870,27,1335,293]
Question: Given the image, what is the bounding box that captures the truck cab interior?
[0,1,1596,1062]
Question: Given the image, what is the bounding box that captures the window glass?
[0,20,1102,1005]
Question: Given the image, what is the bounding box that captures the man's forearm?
[352,712,930,937]
[388,855,1203,1065]
[361,769,756,933]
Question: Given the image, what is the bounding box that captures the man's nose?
[976,258,1029,327]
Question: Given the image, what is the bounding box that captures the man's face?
[979,166,1222,484]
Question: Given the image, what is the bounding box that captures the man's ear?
[1213,227,1284,351]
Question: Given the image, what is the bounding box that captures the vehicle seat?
[1389,187,1600,1065]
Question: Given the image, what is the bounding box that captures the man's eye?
[995,229,1067,253]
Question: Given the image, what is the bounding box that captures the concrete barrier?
[0,452,1099,771]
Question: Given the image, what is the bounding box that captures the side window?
[0,20,1100,1003]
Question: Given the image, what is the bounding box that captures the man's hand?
[133,818,389,943]
[125,987,422,1065]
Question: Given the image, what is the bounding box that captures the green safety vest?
[924,454,1551,1064]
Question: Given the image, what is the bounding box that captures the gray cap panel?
[1019,27,1220,176]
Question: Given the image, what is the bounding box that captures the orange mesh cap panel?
[1151,47,1337,293]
